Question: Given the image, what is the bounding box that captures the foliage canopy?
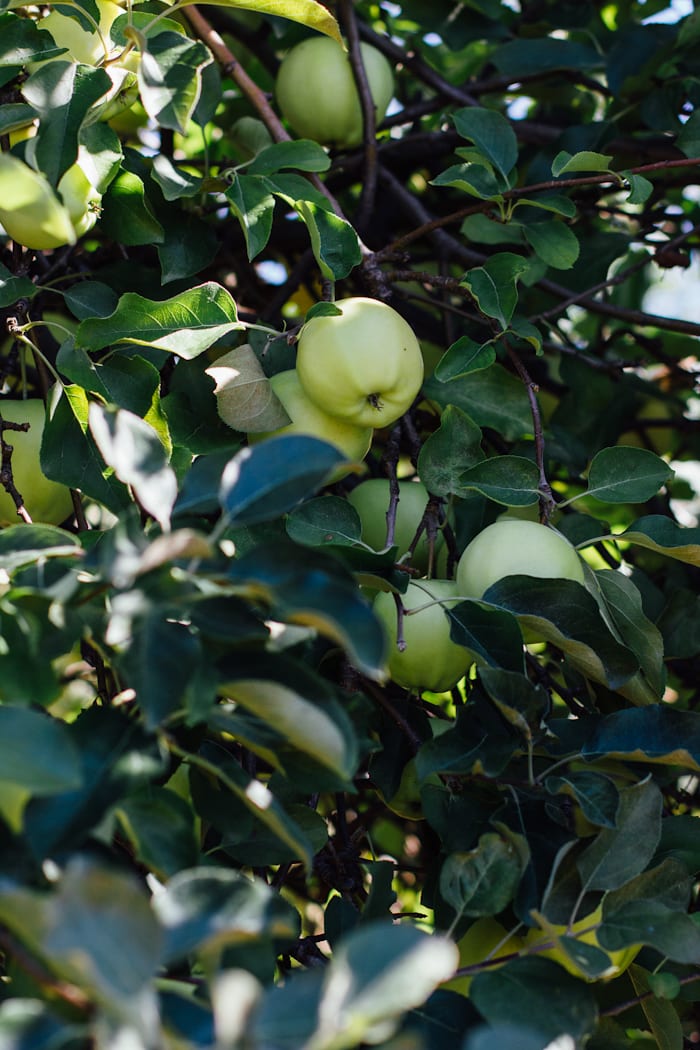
[0,0,699,1047]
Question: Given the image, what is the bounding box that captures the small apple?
[58,160,102,237]
[442,917,525,996]
[275,36,394,149]
[524,904,640,980]
[373,578,473,693]
[347,477,444,572]
[0,400,74,526]
[456,518,585,599]
[0,154,75,251]
[249,369,372,464]
[296,298,424,429]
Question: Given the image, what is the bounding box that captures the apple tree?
[1,0,700,1046]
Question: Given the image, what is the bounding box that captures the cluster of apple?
[244,295,425,467]
[0,0,137,252]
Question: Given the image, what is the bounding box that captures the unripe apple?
[443,918,525,996]
[58,160,102,237]
[0,400,74,526]
[524,904,640,980]
[373,579,473,694]
[0,155,75,251]
[275,36,394,149]
[347,477,444,572]
[249,369,372,464]
[456,518,585,599]
[296,298,424,429]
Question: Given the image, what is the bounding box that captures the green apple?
[347,477,444,572]
[35,0,125,66]
[524,904,640,980]
[58,159,102,237]
[296,297,424,429]
[373,578,473,693]
[0,154,75,251]
[456,518,585,599]
[249,369,372,463]
[443,918,525,996]
[275,36,394,149]
[0,400,74,526]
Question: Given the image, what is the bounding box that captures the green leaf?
[432,161,506,200]
[152,866,300,963]
[0,261,35,307]
[596,570,665,699]
[88,403,177,532]
[247,138,331,176]
[225,174,275,260]
[675,110,700,158]
[629,965,685,1050]
[425,364,532,441]
[22,61,110,186]
[41,384,132,516]
[492,37,602,76]
[585,446,674,503]
[521,219,580,270]
[313,923,458,1050]
[470,957,597,1045]
[151,154,203,200]
[116,787,199,880]
[480,666,549,742]
[619,515,700,566]
[0,11,66,66]
[0,523,80,575]
[623,171,654,204]
[482,576,642,697]
[434,335,496,382]
[228,542,386,678]
[577,779,663,892]
[219,436,345,525]
[139,31,212,134]
[513,194,576,218]
[286,495,363,548]
[447,601,525,673]
[458,455,540,506]
[0,707,82,794]
[117,615,205,727]
[440,830,528,917]
[99,168,165,246]
[174,0,342,45]
[551,150,615,177]
[603,906,700,967]
[462,253,530,328]
[76,282,242,358]
[452,107,518,180]
[581,706,700,772]
[293,199,362,281]
[417,404,484,497]
[464,1025,556,1050]
[545,771,619,829]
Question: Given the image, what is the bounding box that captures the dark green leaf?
[440,830,528,917]
[76,282,241,358]
[247,138,331,175]
[0,261,35,307]
[0,707,82,794]
[99,168,165,246]
[577,779,663,891]
[434,335,496,382]
[286,495,363,548]
[552,150,614,177]
[581,706,700,772]
[462,253,530,328]
[219,436,344,525]
[226,174,275,260]
[452,107,518,180]
[458,455,540,506]
[521,220,580,270]
[586,446,673,503]
[425,365,532,442]
[620,515,700,566]
[448,601,525,673]
[139,31,211,133]
[417,405,484,497]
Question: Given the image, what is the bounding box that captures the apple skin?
[296,298,424,429]
[276,36,394,149]
[456,518,585,599]
[58,162,102,237]
[249,368,372,464]
[442,918,525,996]
[373,579,473,694]
[0,400,74,527]
[0,155,76,251]
[524,905,640,980]
[347,477,444,572]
